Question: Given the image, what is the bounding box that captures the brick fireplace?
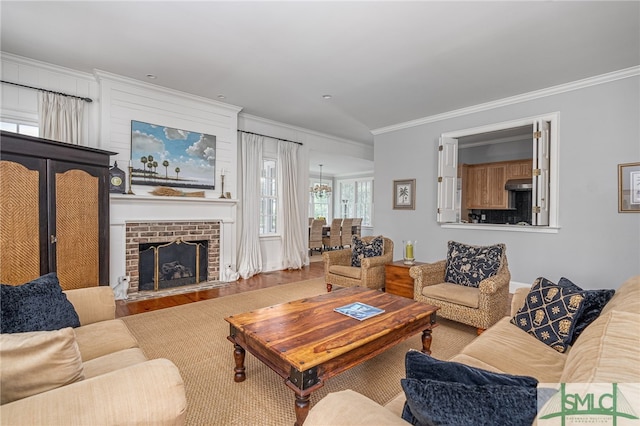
[125,221,220,293]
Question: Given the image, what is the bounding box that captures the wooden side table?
[385,260,427,299]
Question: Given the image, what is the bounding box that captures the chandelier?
[310,164,332,198]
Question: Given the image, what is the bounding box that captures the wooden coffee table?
[225,286,439,425]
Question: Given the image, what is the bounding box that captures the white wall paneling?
[0,53,98,144]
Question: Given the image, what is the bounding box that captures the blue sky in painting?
[131,121,216,186]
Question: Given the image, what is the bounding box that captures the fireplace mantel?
[109,193,238,290]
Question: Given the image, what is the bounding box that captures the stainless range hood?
[505,179,533,191]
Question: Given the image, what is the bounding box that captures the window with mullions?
[260,159,277,234]
[309,187,330,220]
[338,178,374,226]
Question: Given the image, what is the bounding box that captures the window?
[309,185,331,220]
[337,178,374,226]
[437,113,558,229]
[260,159,277,234]
[1,121,39,137]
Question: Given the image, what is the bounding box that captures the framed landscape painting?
[130,120,216,190]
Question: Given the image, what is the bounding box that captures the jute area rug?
[122,278,477,425]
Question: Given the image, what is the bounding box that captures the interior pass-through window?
[437,113,558,228]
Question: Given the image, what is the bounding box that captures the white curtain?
[38,92,84,144]
[237,133,263,279]
[278,141,307,269]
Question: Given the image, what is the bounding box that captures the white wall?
[373,73,640,289]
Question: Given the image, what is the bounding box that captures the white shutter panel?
[437,136,458,223]
[532,120,550,226]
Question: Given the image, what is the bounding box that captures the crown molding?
[1,51,96,82]
[239,112,371,150]
[372,66,640,135]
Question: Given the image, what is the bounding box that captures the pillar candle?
[406,243,414,259]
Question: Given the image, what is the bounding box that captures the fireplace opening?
[138,238,208,291]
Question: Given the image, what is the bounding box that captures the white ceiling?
[1,1,639,174]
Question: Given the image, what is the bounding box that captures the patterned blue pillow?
[351,236,384,267]
[444,241,504,287]
[557,277,615,343]
[510,277,586,353]
[0,273,80,333]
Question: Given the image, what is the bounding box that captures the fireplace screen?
[139,239,208,291]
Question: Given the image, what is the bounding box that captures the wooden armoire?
[0,131,115,289]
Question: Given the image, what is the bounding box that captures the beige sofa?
[0,286,187,425]
[305,275,640,425]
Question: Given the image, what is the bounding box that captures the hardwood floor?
[115,261,324,318]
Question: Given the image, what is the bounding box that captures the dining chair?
[352,218,362,238]
[340,218,354,248]
[309,219,324,255]
[322,218,343,250]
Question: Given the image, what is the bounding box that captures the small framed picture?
[393,179,416,210]
[619,162,640,212]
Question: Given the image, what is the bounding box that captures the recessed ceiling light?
[322,94,332,99]
[146,74,157,79]
[217,94,226,100]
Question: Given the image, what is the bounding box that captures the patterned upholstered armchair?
[410,241,510,334]
[323,236,393,292]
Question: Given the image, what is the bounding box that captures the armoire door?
[0,156,48,285]
[48,160,106,289]
[0,130,114,289]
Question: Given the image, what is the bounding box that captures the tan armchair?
[410,245,510,334]
[323,236,393,292]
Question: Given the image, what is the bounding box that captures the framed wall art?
[393,179,416,210]
[618,162,640,213]
[131,120,216,190]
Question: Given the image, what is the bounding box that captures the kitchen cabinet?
[464,159,531,210]
[465,163,507,209]
[0,131,115,289]
[506,159,533,180]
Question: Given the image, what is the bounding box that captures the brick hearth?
[125,221,221,293]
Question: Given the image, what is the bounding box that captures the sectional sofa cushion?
[511,277,586,353]
[559,310,640,384]
[0,273,80,333]
[0,327,84,404]
[444,241,504,287]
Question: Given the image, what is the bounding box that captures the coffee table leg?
[294,393,310,426]
[421,328,433,355]
[233,344,246,382]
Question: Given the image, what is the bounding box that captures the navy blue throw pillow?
[510,277,586,353]
[350,235,383,267]
[401,378,538,426]
[557,277,615,342]
[444,241,504,287]
[0,273,80,333]
[401,350,538,425]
